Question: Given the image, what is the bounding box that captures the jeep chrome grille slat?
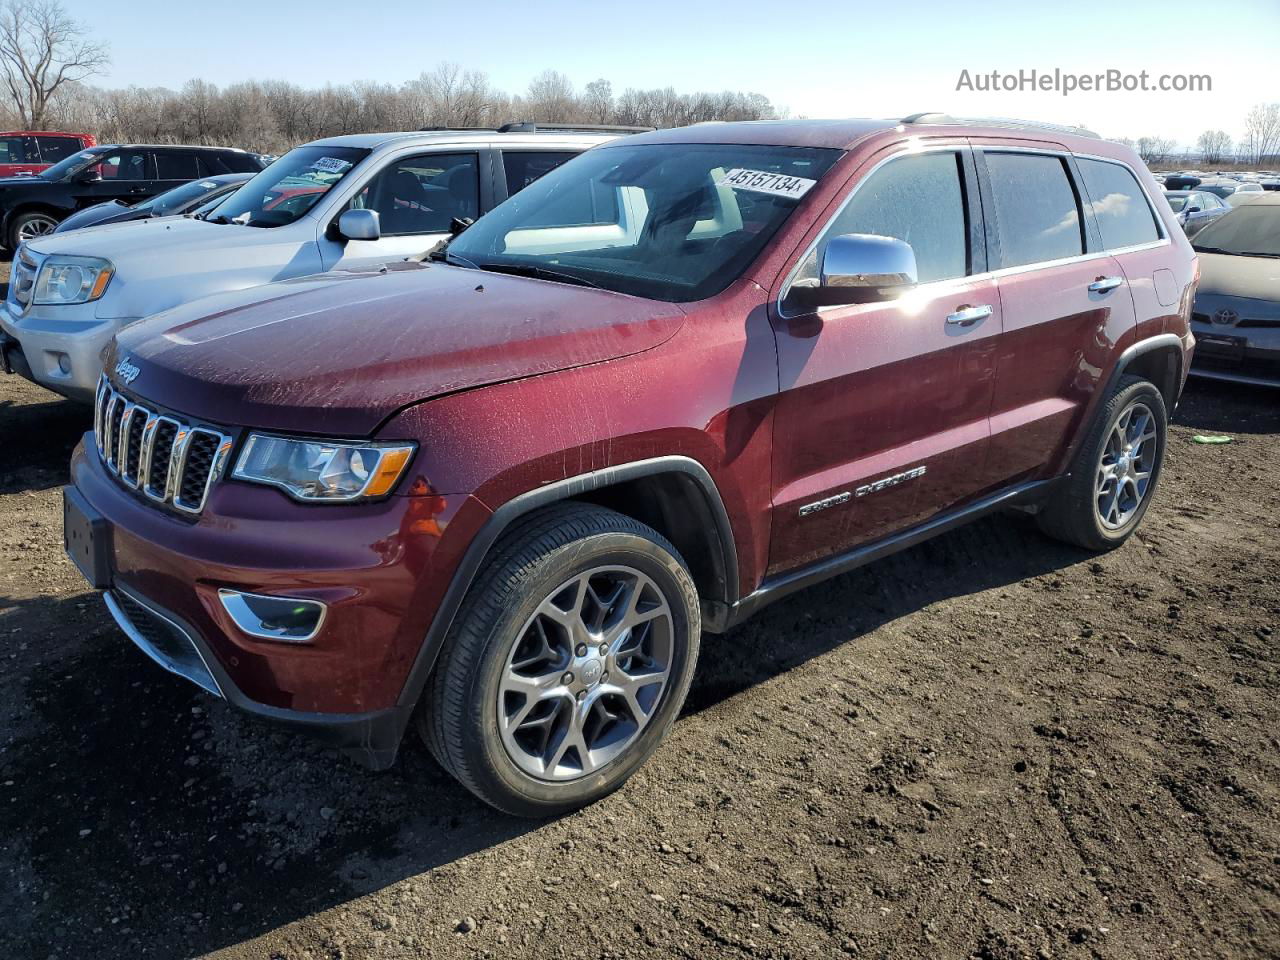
[93,375,232,515]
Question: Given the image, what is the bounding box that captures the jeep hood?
[109,263,686,436]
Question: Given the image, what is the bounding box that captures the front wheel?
[9,211,59,249]
[1038,375,1168,551]
[419,503,701,817]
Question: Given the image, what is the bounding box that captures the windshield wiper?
[472,262,602,290]
[1192,245,1231,254]
[1239,251,1280,258]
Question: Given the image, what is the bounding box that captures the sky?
[64,0,1278,150]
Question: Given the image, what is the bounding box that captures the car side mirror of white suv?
[338,208,380,242]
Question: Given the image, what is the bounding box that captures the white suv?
[1,127,628,401]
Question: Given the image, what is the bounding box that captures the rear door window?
[983,152,1083,268]
[502,151,578,197]
[1076,157,1162,249]
[155,151,201,180]
[35,136,78,163]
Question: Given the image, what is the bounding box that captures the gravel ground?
[1,357,1277,959]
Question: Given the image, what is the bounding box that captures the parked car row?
[0,127,624,401]
[0,142,264,248]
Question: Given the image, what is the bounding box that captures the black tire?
[419,502,701,817]
[1037,375,1168,551]
[7,210,59,250]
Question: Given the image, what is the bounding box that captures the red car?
[0,131,96,177]
[65,115,1196,816]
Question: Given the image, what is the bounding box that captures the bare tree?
[582,79,612,123]
[523,70,577,122]
[1195,129,1233,165]
[0,0,107,129]
[1135,136,1176,165]
[1241,103,1280,165]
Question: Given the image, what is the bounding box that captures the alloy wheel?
[1095,400,1158,530]
[497,565,674,782]
[16,215,57,242]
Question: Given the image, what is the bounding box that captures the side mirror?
[788,233,918,309]
[449,216,474,237]
[1186,206,1202,215]
[337,208,380,241]
[75,169,102,185]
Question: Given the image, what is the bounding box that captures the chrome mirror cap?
[337,208,381,242]
[790,233,919,309]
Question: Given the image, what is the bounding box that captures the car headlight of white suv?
[33,255,114,305]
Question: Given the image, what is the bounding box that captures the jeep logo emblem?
[114,357,140,384]
[1213,308,1238,326]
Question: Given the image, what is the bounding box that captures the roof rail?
[495,121,654,135]
[899,113,1100,139]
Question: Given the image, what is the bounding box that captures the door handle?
[945,304,993,327]
[1088,276,1125,293]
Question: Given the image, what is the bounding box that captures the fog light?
[56,352,71,375]
[218,589,326,643]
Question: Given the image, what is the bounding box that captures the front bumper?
[1,298,122,402]
[67,434,487,768]
[1190,316,1280,387]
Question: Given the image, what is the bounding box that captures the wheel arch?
[394,456,739,715]
[4,203,65,245]
[1109,333,1185,410]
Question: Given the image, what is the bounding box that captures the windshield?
[1192,204,1280,256]
[133,178,224,216]
[201,145,368,227]
[446,142,842,302]
[39,148,106,181]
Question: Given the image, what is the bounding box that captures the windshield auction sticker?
[717,168,816,199]
[310,157,353,174]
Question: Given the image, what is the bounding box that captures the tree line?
[23,69,778,154]
[1118,103,1280,166]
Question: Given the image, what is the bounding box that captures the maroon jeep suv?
[65,115,1196,816]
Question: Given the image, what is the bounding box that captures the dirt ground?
[1,355,1277,959]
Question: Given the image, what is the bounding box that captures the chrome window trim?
[777,142,1173,316]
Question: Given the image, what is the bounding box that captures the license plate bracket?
[1197,334,1246,364]
[63,486,112,589]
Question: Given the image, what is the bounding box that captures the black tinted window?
[795,151,969,290]
[1077,157,1161,249]
[0,136,30,163]
[504,151,577,195]
[985,153,1083,268]
[35,136,77,162]
[156,151,200,180]
[92,150,150,181]
[217,151,263,174]
[348,152,479,236]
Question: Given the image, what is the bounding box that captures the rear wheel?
[9,211,58,249]
[419,503,700,817]
[1038,375,1167,551]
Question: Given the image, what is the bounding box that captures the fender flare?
[1105,332,1186,401]
[393,455,739,713]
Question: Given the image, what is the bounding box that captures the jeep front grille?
[94,376,233,515]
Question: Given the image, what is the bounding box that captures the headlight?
[33,255,114,305]
[232,434,416,502]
